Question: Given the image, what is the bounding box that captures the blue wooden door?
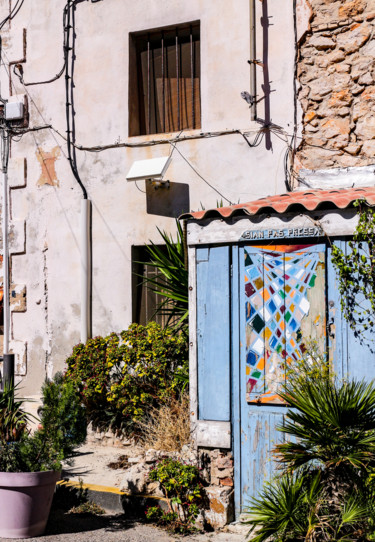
[237,243,327,512]
[235,240,375,515]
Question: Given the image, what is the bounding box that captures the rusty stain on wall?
[36,146,61,187]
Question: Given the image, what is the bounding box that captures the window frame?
[128,21,201,137]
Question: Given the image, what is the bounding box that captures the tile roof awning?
[181,187,375,221]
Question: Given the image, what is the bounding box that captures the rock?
[361,140,375,156]
[321,118,350,139]
[128,456,143,464]
[351,83,365,95]
[335,63,351,73]
[309,35,336,50]
[145,449,159,463]
[344,143,362,155]
[355,114,375,139]
[361,39,375,58]
[145,481,164,497]
[339,0,365,18]
[336,22,371,54]
[216,456,233,469]
[205,486,234,530]
[361,86,375,102]
[297,147,339,170]
[351,61,374,81]
[359,72,374,85]
[330,89,353,107]
[120,462,151,494]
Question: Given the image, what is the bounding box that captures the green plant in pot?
[0,374,87,539]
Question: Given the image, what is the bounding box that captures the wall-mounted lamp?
[126,155,171,185]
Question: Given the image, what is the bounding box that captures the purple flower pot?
[0,470,61,538]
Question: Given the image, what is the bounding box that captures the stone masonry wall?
[296,0,375,171]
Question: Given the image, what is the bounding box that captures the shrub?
[0,377,86,472]
[65,333,122,413]
[146,458,203,533]
[38,372,87,458]
[64,322,188,435]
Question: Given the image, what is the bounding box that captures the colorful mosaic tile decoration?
[244,245,323,403]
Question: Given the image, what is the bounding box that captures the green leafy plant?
[243,362,375,541]
[0,376,87,473]
[138,220,188,330]
[38,372,87,458]
[331,199,375,340]
[64,322,188,436]
[146,458,203,533]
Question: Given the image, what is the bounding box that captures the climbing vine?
[331,200,375,339]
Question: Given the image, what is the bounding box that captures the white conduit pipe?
[2,166,9,355]
[80,199,91,344]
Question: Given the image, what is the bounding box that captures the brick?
[220,477,234,487]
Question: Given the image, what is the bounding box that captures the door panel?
[239,244,326,509]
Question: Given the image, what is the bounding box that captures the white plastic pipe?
[80,199,91,344]
[2,167,9,355]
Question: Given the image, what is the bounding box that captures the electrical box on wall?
[5,101,24,121]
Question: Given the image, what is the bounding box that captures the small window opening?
[129,21,201,136]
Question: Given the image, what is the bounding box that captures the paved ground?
[1,512,248,542]
[0,443,249,542]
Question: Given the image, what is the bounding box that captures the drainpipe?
[1,129,14,386]
[80,199,91,344]
[249,0,257,121]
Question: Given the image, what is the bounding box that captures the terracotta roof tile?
[181,187,375,220]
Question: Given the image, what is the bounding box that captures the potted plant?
[0,374,86,539]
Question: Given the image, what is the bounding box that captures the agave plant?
[0,383,35,443]
[138,220,188,330]
[243,367,375,541]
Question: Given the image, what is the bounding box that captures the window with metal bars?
[132,246,177,327]
[129,22,201,136]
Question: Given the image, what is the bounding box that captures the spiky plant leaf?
[136,220,188,329]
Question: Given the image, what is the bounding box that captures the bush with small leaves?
[147,458,203,533]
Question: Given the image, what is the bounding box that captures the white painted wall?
[0,0,296,394]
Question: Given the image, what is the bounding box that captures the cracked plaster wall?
[0,0,296,395]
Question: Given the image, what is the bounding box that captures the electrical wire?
[135,181,146,194]
[1,49,69,163]
[13,61,66,87]
[168,141,234,205]
[63,0,88,199]
[0,0,25,31]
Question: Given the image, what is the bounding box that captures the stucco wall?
[0,0,295,394]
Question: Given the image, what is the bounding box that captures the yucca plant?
[138,220,188,330]
[243,365,375,541]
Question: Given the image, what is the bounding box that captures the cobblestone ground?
[0,510,248,542]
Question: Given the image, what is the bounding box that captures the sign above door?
[241,226,323,241]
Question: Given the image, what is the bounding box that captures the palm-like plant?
[276,379,375,472]
[139,220,188,330]
[243,367,375,541]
